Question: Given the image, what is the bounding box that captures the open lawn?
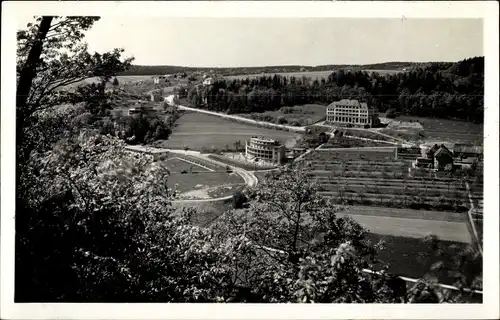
[238,104,326,126]
[158,112,300,151]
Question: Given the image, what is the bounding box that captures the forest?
[186,57,484,123]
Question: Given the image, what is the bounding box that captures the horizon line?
[128,56,484,69]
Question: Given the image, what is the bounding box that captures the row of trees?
[186,57,483,123]
[15,16,482,304]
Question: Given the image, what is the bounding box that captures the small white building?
[164,94,177,106]
[203,77,214,86]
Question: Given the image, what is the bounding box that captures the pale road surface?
[336,212,471,243]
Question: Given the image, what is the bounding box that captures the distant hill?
[118,61,457,76]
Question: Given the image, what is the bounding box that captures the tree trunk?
[17,16,54,162]
[17,16,53,119]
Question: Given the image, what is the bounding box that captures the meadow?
[157,112,301,151]
[238,104,326,126]
[394,116,483,144]
[64,75,154,89]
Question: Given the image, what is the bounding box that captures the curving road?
[125,145,258,203]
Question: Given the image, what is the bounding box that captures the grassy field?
[225,69,404,81]
[367,233,470,285]
[238,104,326,126]
[168,171,243,193]
[64,75,154,89]
[394,116,483,144]
[164,157,211,173]
[158,112,301,150]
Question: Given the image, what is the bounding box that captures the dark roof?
[453,144,483,154]
[427,144,440,155]
[434,145,453,158]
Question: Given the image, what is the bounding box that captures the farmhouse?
[326,99,379,128]
[245,136,285,164]
[433,145,454,171]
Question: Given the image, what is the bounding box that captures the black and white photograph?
[1,1,498,319]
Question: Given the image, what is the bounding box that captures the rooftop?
[250,136,276,142]
[327,99,368,109]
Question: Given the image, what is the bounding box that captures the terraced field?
[304,149,476,212]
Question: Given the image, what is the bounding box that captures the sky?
[22,17,483,67]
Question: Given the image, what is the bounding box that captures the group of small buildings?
[325,99,380,128]
[411,143,483,171]
[128,90,178,116]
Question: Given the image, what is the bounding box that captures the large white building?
[245,137,285,164]
[326,99,379,128]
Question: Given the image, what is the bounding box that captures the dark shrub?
[232,190,248,209]
[386,108,398,118]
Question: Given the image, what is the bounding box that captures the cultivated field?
[238,104,327,126]
[158,112,300,151]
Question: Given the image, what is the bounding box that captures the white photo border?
[1,1,498,319]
